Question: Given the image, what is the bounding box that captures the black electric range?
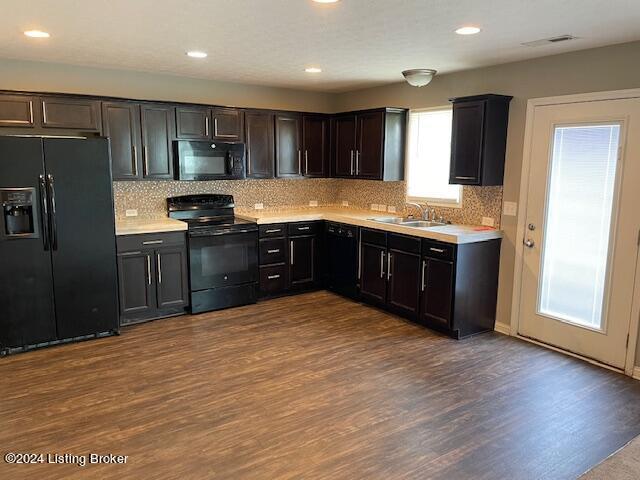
[167,194,258,313]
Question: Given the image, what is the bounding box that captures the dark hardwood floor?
[2,290,640,479]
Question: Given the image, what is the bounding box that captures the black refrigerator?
[0,136,119,354]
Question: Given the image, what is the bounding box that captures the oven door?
[188,230,258,291]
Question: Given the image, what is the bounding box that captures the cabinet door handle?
[267,274,281,280]
[305,150,308,174]
[298,150,302,175]
[146,255,152,285]
[380,251,385,278]
[355,150,360,175]
[132,145,138,176]
[143,240,164,245]
[267,249,280,254]
[358,240,362,280]
[205,116,210,136]
[157,253,162,284]
[350,150,354,175]
[429,247,445,253]
[290,240,294,265]
[454,176,476,180]
[421,260,427,291]
[265,229,281,234]
[143,146,149,175]
[387,252,392,280]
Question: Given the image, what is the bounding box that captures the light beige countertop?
[235,208,502,245]
[115,217,188,236]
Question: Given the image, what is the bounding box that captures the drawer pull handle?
[265,229,281,234]
[429,247,445,253]
[267,249,280,254]
[298,226,310,231]
[267,274,281,280]
[143,240,164,245]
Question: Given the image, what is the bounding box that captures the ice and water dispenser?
[1,188,39,239]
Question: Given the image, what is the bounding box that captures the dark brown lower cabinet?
[387,249,421,317]
[359,242,387,303]
[289,235,315,289]
[117,232,189,325]
[419,257,454,331]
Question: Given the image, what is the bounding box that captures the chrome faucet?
[406,202,435,221]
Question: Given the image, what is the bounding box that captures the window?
[406,108,462,207]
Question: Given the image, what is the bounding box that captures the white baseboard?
[494,322,511,335]
[632,366,640,380]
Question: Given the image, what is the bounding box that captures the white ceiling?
[1,0,639,92]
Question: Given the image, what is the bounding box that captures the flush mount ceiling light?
[24,30,50,38]
[305,67,322,73]
[455,26,481,35]
[402,69,437,87]
[186,51,207,58]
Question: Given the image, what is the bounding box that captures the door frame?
[509,88,640,377]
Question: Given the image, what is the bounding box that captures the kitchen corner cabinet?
[245,110,275,178]
[332,108,406,181]
[275,113,329,178]
[302,115,329,177]
[104,101,175,180]
[449,94,512,186]
[116,232,189,325]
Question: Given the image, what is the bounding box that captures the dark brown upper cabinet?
[332,108,406,181]
[175,106,210,140]
[40,97,102,131]
[245,110,275,179]
[140,104,175,179]
[275,113,303,177]
[302,115,328,177]
[212,107,244,141]
[102,101,142,180]
[449,94,512,186]
[0,94,37,127]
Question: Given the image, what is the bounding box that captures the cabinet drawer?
[259,238,286,265]
[360,228,386,247]
[117,231,186,252]
[259,223,287,238]
[422,240,455,261]
[388,233,421,254]
[259,265,287,295]
[288,221,320,236]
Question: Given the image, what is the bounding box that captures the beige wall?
[334,40,640,335]
[0,58,334,112]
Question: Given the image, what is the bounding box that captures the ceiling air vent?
[521,35,577,47]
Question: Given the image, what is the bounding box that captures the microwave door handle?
[227,155,233,174]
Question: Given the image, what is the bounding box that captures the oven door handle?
[208,228,255,236]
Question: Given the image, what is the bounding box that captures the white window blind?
[406,108,461,206]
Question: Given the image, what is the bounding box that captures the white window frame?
[405,106,463,208]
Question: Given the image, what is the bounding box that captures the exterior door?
[518,97,640,368]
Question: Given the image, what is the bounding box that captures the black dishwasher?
[325,222,359,299]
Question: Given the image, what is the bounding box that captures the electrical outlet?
[342,201,349,207]
[125,209,138,217]
[481,217,495,227]
[378,204,387,212]
[387,206,397,213]
[309,200,318,207]
[370,203,378,210]
[254,203,264,210]
[503,201,518,216]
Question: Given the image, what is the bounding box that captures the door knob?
[524,239,535,248]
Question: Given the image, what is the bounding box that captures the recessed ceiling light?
[24,30,50,38]
[305,67,322,73]
[312,0,340,3]
[186,51,207,58]
[455,26,481,35]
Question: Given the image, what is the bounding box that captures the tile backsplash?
[113,179,503,227]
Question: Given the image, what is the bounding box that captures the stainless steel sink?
[401,220,446,228]
[369,217,446,229]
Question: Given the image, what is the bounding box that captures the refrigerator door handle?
[47,174,58,251]
[38,174,50,251]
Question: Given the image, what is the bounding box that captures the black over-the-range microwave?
[174,140,246,180]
